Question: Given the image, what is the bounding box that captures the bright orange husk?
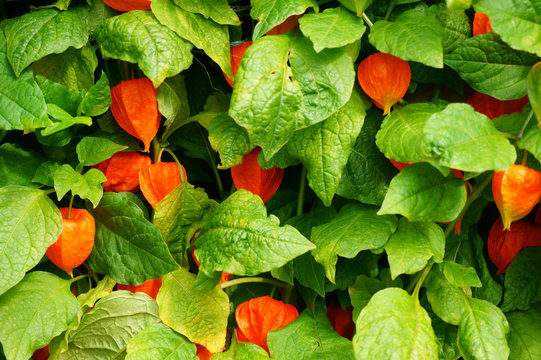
[230,148,284,203]
[93,152,151,192]
[473,12,492,36]
[46,208,95,276]
[110,78,161,152]
[195,344,214,360]
[357,53,411,115]
[266,14,302,35]
[467,92,528,120]
[224,41,253,88]
[103,0,151,12]
[139,162,187,208]
[326,303,355,340]
[236,296,299,352]
[488,218,541,274]
[492,164,541,230]
[117,278,162,299]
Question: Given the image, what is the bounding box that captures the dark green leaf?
[0,143,43,187]
[36,75,83,116]
[157,74,190,142]
[78,71,111,117]
[502,247,541,312]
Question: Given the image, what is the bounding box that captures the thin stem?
[413,263,433,298]
[163,148,187,183]
[432,85,441,101]
[151,138,162,164]
[220,277,289,290]
[198,127,224,193]
[517,110,534,139]
[522,150,529,165]
[67,194,74,219]
[69,273,91,285]
[361,13,373,27]
[83,263,100,284]
[384,0,396,21]
[297,166,307,216]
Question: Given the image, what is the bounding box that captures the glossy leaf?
[76,137,127,166]
[78,71,111,117]
[251,0,317,40]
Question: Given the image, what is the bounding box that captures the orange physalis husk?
[117,278,162,299]
[224,41,253,88]
[492,164,541,230]
[103,0,151,12]
[467,92,528,120]
[93,151,151,192]
[230,147,284,203]
[488,218,541,274]
[236,296,299,353]
[357,52,411,115]
[195,344,214,360]
[139,162,187,208]
[326,303,355,340]
[32,345,49,360]
[110,78,161,152]
[473,12,493,36]
[266,14,302,35]
[46,208,95,276]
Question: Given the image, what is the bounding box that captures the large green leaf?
[527,61,541,127]
[378,162,467,222]
[422,103,516,172]
[172,0,240,26]
[267,302,354,359]
[299,7,366,53]
[506,303,541,360]
[194,190,315,276]
[95,10,193,87]
[311,203,397,283]
[152,0,232,78]
[384,218,445,279]
[58,291,159,360]
[369,9,443,68]
[125,322,197,360]
[353,288,439,359]
[88,192,178,285]
[473,0,541,57]
[287,89,370,205]
[157,268,229,353]
[501,247,541,312]
[251,0,317,40]
[0,186,62,295]
[208,113,253,169]
[0,272,78,360]
[0,144,43,187]
[229,34,303,160]
[3,8,88,76]
[444,33,538,100]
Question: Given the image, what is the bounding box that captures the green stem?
[361,13,373,27]
[69,273,90,285]
[432,85,441,101]
[413,264,433,298]
[199,128,224,193]
[522,150,529,166]
[83,263,100,284]
[297,166,307,216]
[220,277,289,290]
[163,148,187,183]
[67,194,74,219]
[151,138,162,164]
[384,0,396,21]
[517,110,534,139]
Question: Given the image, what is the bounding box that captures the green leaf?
[287,88,370,205]
[376,102,442,163]
[58,291,160,360]
[527,62,541,127]
[0,272,78,360]
[473,0,541,57]
[293,253,326,297]
[229,34,303,160]
[157,268,229,353]
[251,0,317,40]
[424,268,469,325]
[369,9,443,68]
[431,316,460,360]
[267,302,354,360]
[353,288,439,359]
[0,186,62,295]
[213,337,269,360]
[188,93,231,130]
[422,103,516,172]
[446,0,471,10]
[42,103,92,136]
[33,44,98,91]
[95,10,193,87]
[311,203,398,283]
[336,109,397,206]
[76,136,127,166]
[194,190,315,276]
[289,36,356,128]
[32,161,61,187]
[444,33,538,100]
[338,0,372,15]
[3,8,88,76]
[378,162,467,222]
[152,0,232,78]
[78,71,111,117]
[441,261,482,288]
[0,143,43,187]
[126,322,197,360]
[153,182,217,267]
[208,113,253,169]
[36,75,83,116]
[172,0,240,26]
[298,7,366,53]
[349,275,386,319]
[53,165,106,207]
[157,74,190,142]
[427,3,471,54]
[88,192,178,285]
[384,218,445,279]
[501,247,541,312]
[506,303,541,360]
[518,121,541,163]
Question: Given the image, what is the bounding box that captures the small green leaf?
[502,247,541,312]
[42,104,92,136]
[518,122,541,163]
[353,288,439,359]
[157,74,190,141]
[78,71,111,117]
[369,9,443,68]
[126,323,197,360]
[506,303,541,360]
[53,165,106,207]
[0,272,78,360]
[157,268,229,353]
[527,62,541,127]
[349,275,386,319]
[384,218,445,279]
[441,261,482,288]
[76,137,127,166]
[194,190,315,276]
[251,0,317,40]
[172,0,240,26]
[208,113,253,169]
[0,143,43,187]
[378,162,467,222]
